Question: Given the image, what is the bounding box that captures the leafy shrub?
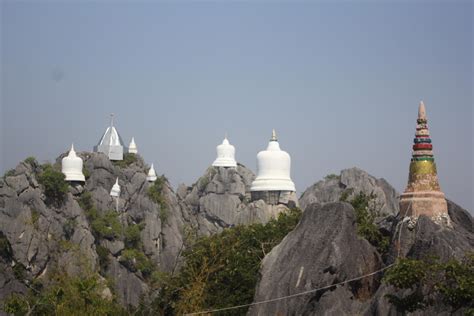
[149,208,302,315]
[0,232,12,260]
[324,173,340,180]
[96,245,111,272]
[90,211,122,240]
[31,209,40,230]
[24,156,37,166]
[13,262,27,280]
[384,254,474,313]
[79,191,94,212]
[38,164,69,205]
[343,191,389,254]
[64,218,76,240]
[3,169,15,179]
[113,153,137,168]
[83,167,91,180]
[2,273,126,315]
[124,223,144,248]
[147,176,168,222]
[119,249,154,278]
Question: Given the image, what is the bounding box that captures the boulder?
[249,202,382,315]
[300,168,399,217]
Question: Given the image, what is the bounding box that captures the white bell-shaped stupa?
[147,163,157,182]
[94,114,124,161]
[128,137,138,154]
[61,144,85,182]
[110,178,121,197]
[250,130,296,192]
[212,136,237,168]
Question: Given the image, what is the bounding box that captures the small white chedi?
[61,144,85,182]
[147,163,157,182]
[250,129,296,192]
[94,114,125,161]
[110,178,121,197]
[128,137,138,154]
[212,136,237,168]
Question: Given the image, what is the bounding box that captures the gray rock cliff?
[0,153,192,308]
[300,167,399,217]
[180,164,295,235]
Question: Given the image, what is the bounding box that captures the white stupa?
[128,137,138,154]
[94,114,124,161]
[147,163,157,182]
[250,130,296,192]
[110,178,121,197]
[61,144,85,182]
[212,136,237,168]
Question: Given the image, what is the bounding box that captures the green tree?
[342,191,389,254]
[384,254,474,314]
[146,208,302,315]
[147,176,169,222]
[38,164,69,205]
[2,273,126,315]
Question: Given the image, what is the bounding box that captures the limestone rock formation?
[0,153,191,308]
[180,164,294,235]
[249,202,383,315]
[250,199,473,316]
[366,200,473,315]
[300,167,399,217]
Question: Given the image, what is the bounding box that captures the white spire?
[128,137,138,154]
[212,135,237,168]
[61,144,85,182]
[250,130,295,192]
[110,178,121,197]
[94,115,124,161]
[147,163,157,182]
[418,101,427,121]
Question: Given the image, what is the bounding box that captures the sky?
[1,1,473,212]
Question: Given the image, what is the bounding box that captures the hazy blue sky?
[1,1,472,211]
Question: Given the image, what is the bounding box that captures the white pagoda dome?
[147,163,157,182]
[250,130,296,192]
[94,114,124,161]
[212,136,237,168]
[128,137,138,154]
[61,144,85,182]
[110,178,121,197]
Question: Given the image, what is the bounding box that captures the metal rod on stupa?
[399,101,450,226]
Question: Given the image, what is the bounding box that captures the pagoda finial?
[70,143,75,153]
[225,132,228,140]
[110,113,115,127]
[271,129,277,141]
[418,101,426,121]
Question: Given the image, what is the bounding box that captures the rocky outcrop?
[249,202,383,315]
[366,200,473,315]
[250,197,473,315]
[180,164,295,235]
[300,167,399,217]
[0,153,192,308]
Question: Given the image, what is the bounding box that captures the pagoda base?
[251,190,298,208]
[399,190,450,225]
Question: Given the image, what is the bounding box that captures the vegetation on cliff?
[136,208,302,315]
[384,253,474,314]
[340,190,390,254]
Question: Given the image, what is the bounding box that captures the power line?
[186,199,411,316]
[185,263,395,316]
